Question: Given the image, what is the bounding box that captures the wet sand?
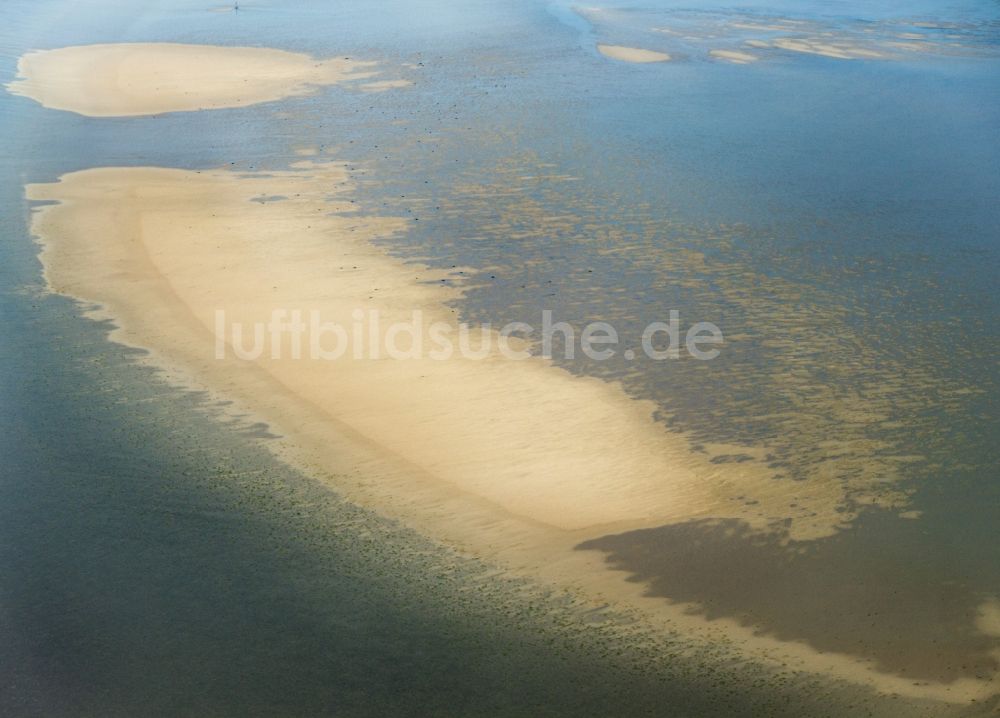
[5,43,381,116]
[27,164,730,533]
[17,40,1000,708]
[709,49,759,64]
[639,11,985,65]
[26,162,1000,706]
[597,44,671,63]
[769,38,886,60]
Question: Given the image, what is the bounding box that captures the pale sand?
[597,44,671,63]
[709,49,759,64]
[729,21,811,32]
[770,38,886,60]
[27,164,998,703]
[27,165,726,533]
[27,163,871,539]
[359,79,414,92]
[5,43,379,116]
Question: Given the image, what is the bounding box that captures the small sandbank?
[359,79,414,92]
[597,44,671,63]
[709,49,758,64]
[5,43,380,116]
[766,37,886,60]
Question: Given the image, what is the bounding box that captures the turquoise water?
[1,0,998,714]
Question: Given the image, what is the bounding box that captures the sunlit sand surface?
[25,164,779,534]
[8,6,1000,712]
[597,44,671,63]
[6,43,382,116]
[584,6,998,66]
[26,161,999,704]
[359,79,414,92]
[767,37,886,60]
[709,49,758,64]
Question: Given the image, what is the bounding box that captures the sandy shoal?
[26,164,998,704]
[27,164,728,533]
[709,49,759,64]
[5,43,379,116]
[597,44,671,63]
[770,37,886,59]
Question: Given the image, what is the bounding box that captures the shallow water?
[1,0,998,714]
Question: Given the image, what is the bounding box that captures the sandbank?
[770,37,886,60]
[26,163,999,703]
[6,43,379,116]
[597,44,671,63]
[709,49,759,64]
[28,164,725,533]
[359,79,413,92]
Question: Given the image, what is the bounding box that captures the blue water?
[1,0,998,714]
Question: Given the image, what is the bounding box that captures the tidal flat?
[1,0,998,715]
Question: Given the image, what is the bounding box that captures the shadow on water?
[577,509,1000,684]
[1,292,948,716]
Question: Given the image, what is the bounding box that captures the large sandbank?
[6,43,379,116]
[27,164,732,533]
[27,163,998,704]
